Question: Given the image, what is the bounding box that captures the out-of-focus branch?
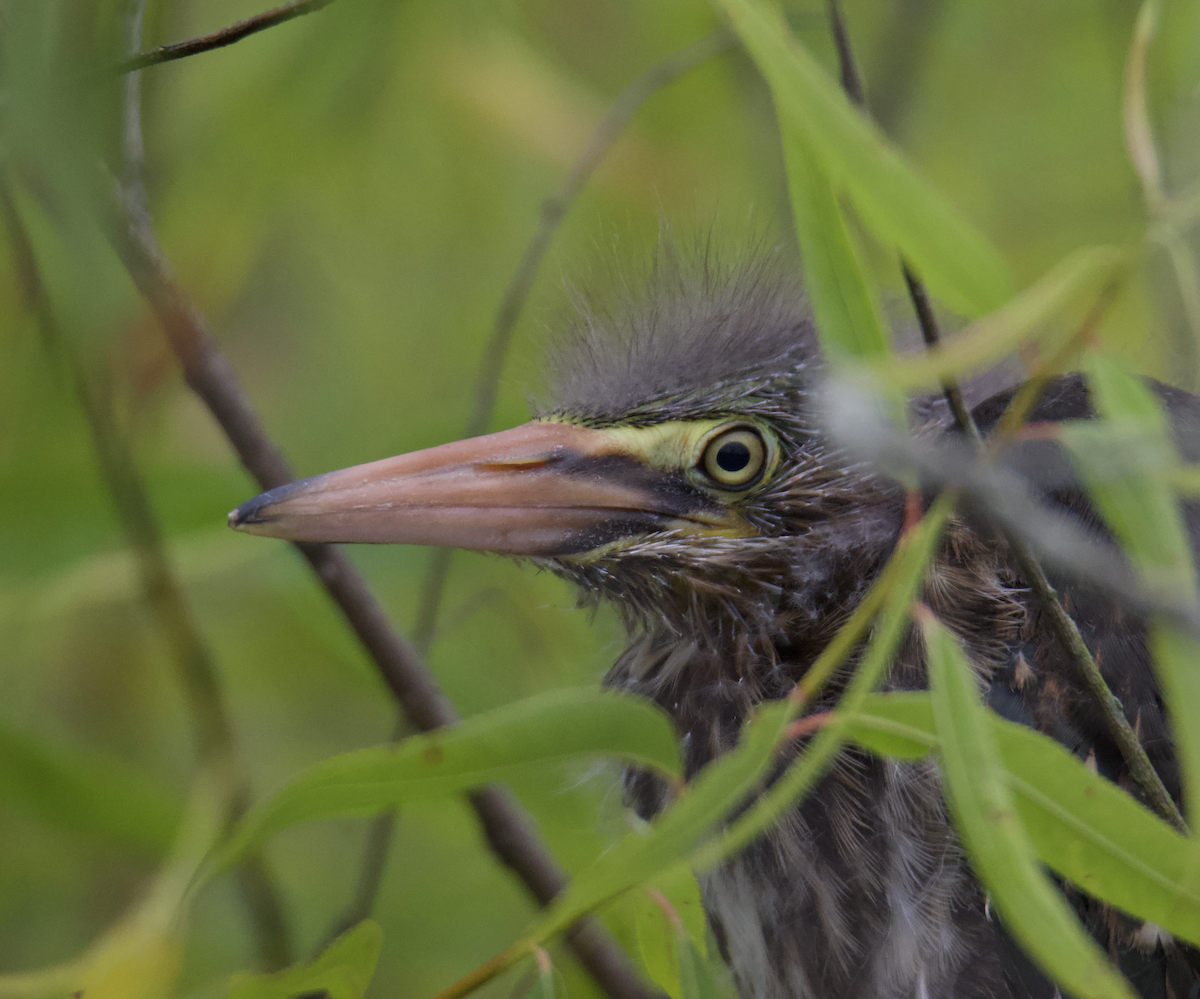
[823,0,1185,833]
[900,263,978,437]
[116,0,339,74]
[1123,0,1164,214]
[105,28,659,999]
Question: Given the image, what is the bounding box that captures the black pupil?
[716,440,752,473]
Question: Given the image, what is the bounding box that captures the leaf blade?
[212,688,681,871]
[923,616,1137,999]
[716,0,1012,316]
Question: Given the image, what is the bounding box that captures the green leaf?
[1001,702,1200,944]
[527,950,558,999]
[850,692,1200,943]
[842,692,938,759]
[922,613,1137,999]
[1148,624,1200,834]
[715,0,1012,317]
[781,128,889,364]
[676,931,726,999]
[0,722,181,856]
[227,920,383,999]
[1067,352,1198,599]
[1061,351,1200,827]
[632,864,708,999]
[866,246,1128,391]
[211,688,680,872]
[635,894,680,999]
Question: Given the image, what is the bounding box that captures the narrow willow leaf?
[850,692,1200,943]
[867,246,1127,392]
[633,864,708,999]
[1069,352,1198,598]
[212,688,680,872]
[923,615,1136,999]
[228,920,383,999]
[0,723,180,855]
[843,692,938,759]
[782,128,889,364]
[676,932,727,999]
[1123,0,1165,208]
[527,950,557,999]
[715,0,1012,316]
[1168,464,1200,496]
[1149,624,1200,833]
[1064,352,1200,826]
[636,899,680,999]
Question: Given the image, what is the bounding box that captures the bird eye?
[700,427,767,489]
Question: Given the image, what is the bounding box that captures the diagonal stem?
[116,0,339,74]
[104,17,660,998]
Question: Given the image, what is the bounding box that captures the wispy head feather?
[537,237,819,426]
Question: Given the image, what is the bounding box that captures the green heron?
[230,258,1198,999]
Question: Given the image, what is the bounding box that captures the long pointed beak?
[228,421,737,557]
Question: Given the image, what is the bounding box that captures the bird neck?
[549,500,903,775]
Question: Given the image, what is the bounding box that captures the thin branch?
[824,2,1185,831]
[1008,542,1187,831]
[825,0,865,106]
[404,28,736,663]
[901,262,978,438]
[116,0,339,74]
[106,35,658,999]
[1123,0,1165,214]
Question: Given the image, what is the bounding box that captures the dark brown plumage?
[231,255,1199,999]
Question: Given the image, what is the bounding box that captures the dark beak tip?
[229,479,308,533]
[228,504,252,531]
[229,494,274,532]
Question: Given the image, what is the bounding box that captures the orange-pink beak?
[228,421,735,557]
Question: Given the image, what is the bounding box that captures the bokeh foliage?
[2,2,1200,998]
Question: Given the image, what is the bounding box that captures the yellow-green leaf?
[923,613,1136,999]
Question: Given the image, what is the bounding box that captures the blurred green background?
[1,1,1198,997]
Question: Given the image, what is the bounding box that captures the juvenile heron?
[230,260,1198,999]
